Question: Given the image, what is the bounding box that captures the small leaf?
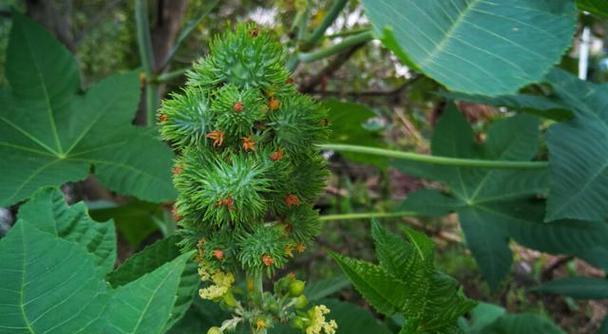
[481,314,565,334]
[304,275,351,301]
[89,200,165,247]
[577,0,608,18]
[325,99,386,167]
[533,277,608,299]
[331,253,409,315]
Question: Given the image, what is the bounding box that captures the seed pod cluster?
[159,24,329,275]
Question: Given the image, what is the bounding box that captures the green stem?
[305,0,349,47]
[298,30,374,63]
[320,211,418,221]
[319,143,548,169]
[135,0,158,126]
[155,68,187,83]
[247,271,266,334]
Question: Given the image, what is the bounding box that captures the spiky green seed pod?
[159,24,328,277]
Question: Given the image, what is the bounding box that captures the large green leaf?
[108,236,199,331]
[577,0,608,18]
[333,222,475,333]
[104,253,191,334]
[396,106,547,289]
[0,187,194,334]
[544,69,608,222]
[533,277,608,299]
[0,12,176,206]
[18,187,116,274]
[0,222,109,334]
[361,0,576,96]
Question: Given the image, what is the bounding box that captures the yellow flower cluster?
[306,305,337,334]
[198,266,235,300]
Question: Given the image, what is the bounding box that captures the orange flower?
[172,165,183,175]
[233,101,244,112]
[171,206,181,221]
[270,148,284,161]
[206,130,225,147]
[285,194,301,207]
[216,196,235,210]
[295,242,306,253]
[242,136,256,151]
[213,249,224,261]
[268,97,280,111]
[262,254,274,266]
[158,113,168,123]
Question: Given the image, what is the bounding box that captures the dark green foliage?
[333,221,476,334]
[159,24,329,275]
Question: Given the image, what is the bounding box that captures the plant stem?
[320,211,418,221]
[298,30,374,63]
[155,68,187,83]
[134,0,158,126]
[248,271,266,334]
[304,0,348,47]
[319,143,548,169]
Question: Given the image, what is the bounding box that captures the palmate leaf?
[544,69,608,222]
[0,12,176,206]
[396,107,546,288]
[0,188,195,334]
[361,0,576,96]
[333,222,475,333]
[397,107,608,288]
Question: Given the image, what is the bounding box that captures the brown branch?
[25,0,75,51]
[299,42,366,93]
[541,255,574,281]
[151,0,187,72]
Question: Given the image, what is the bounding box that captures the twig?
[299,43,365,93]
[541,255,574,281]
